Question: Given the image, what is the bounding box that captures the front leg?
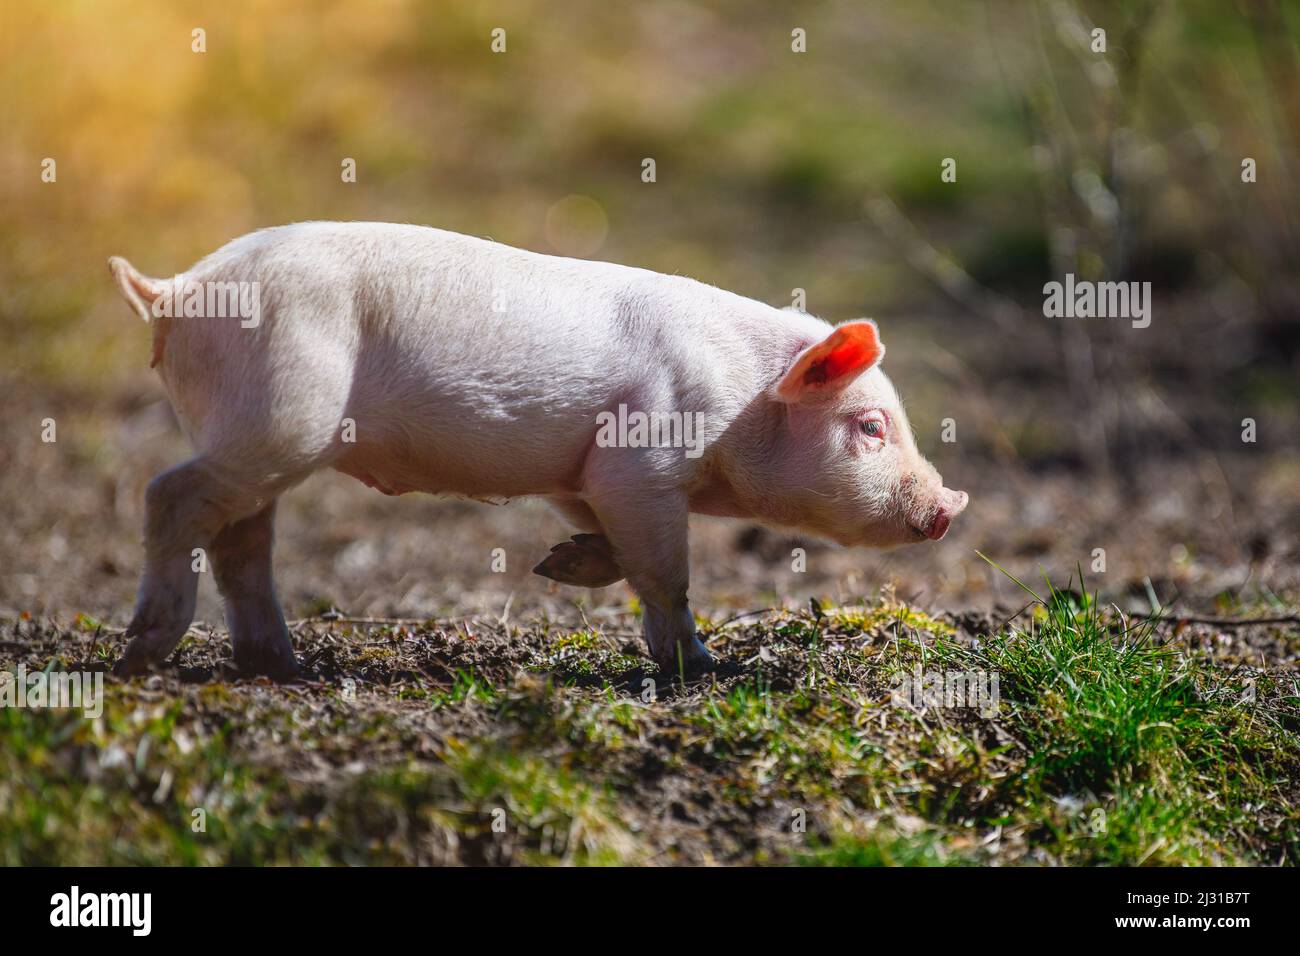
[584,482,712,673]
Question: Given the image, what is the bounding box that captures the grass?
[527,630,646,681]
[926,561,1299,864]
[795,828,965,867]
[1,574,1296,865]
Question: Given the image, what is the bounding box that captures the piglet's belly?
[331,442,587,500]
[333,459,416,497]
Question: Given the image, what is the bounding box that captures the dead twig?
[1156,614,1300,628]
[287,615,432,628]
[712,607,787,631]
[991,599,1041,636]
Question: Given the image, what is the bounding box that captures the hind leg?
[211,502,298,680]
[115,458,272,677]
[535,497,624,587]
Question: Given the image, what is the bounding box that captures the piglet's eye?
[860,419,884,438]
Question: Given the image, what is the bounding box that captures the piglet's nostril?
[940,487,969,514]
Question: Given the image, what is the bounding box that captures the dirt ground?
[4,588,1297,865]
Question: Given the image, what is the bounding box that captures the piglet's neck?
[688,306,828,526]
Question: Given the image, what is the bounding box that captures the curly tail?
[107,256,172,368]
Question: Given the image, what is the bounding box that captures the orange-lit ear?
[774,321,884,402]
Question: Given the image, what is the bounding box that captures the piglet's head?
[767,320,968,548]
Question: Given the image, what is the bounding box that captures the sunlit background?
[2,0,1298,623]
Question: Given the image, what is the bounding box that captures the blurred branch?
[863,195,1036,339]
[918,340,1028,474]
[1245,0,1300,222]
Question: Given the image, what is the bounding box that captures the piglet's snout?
[924,488,969,540]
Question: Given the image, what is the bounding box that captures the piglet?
[108,222,967,678]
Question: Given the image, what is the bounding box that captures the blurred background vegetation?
[2,0,1298,616]
[3,0,1297,450]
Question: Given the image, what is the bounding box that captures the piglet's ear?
[774,320,884,403]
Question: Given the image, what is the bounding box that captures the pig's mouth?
[907,510,952,541]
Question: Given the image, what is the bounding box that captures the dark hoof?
[654,640,715,675]
[112,637,159,678]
